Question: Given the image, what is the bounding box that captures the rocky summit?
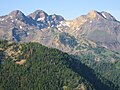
[63,10,120,51]
[0,10,120,52]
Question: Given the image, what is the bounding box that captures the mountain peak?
[9,10,25,17]
[33,10,46,13]
[28,9,48,21]
[89,10,98,14]
[87,10,116,21]
[9,10,26,21]
[31,10,48,16]
[87,10,101,19]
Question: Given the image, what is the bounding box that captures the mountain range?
[0,10,120,53]
[0,10,120,90]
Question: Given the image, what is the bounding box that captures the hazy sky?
[0,0,120,20]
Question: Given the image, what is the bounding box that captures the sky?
[0,0,120,20]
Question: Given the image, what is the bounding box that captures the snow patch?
[90,21,92,23]
[57,23,62,28]
[1,18,4,21]
[102,13,107,18]
[11,20,14,22]
[60,21,70,27]
[65,22,70,27]
[20,26,23,29]
[37,17,45,21]
[57,27,63,32]
[60,21,63,24]
[50,21,53,23]
[9,16,13,19]
[51,25,54,27]
[27,32,30,35]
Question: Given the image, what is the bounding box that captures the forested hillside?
[73,39,120,89]
[0,41,119,90]
[0,41,94,90]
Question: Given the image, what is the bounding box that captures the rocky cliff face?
[0,10,120,52]
[58,10,120,51]
[28,10,64,29]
